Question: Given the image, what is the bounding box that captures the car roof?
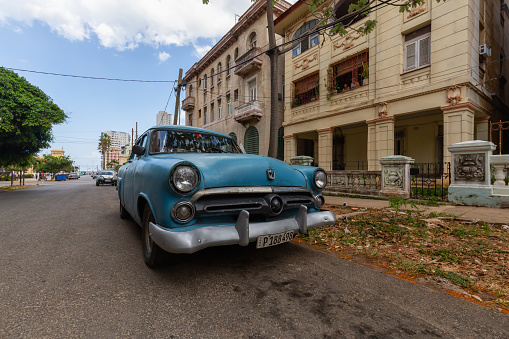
[146,125,231,139]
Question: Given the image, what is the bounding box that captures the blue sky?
[0,0,292,171]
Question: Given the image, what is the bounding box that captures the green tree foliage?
[98,134,112,170]
[35,155,74,178]
[0,67,67,167]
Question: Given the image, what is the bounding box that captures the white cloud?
[192,43,213,58]
[158,51,171,63]
[0,0,265,55]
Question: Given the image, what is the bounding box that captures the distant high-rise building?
[156,111,172,125]
[102,130,130,148]
[101,131,130,169]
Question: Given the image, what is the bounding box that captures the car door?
[122,133,148,219]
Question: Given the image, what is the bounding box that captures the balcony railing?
[181,96,195,111]
[234,100,262,124]
[234,47,263,77]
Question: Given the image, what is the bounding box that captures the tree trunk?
[10,170,13,187]
[266,0,279,159]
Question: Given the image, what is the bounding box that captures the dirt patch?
[299,207,509,313]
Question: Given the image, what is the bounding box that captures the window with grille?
[218,100,222,119]
[292,72,319,107]
[211,103,215,122]
[227,95,231,115]
[218,63,222,81]
[292,20,319,57]
[229,132,237,143]
[211,68,214,87]
[226,55,231,75]
[234,89,239,101]
[404,26,431,72]
[329,51,368,93]
[204,74,207,88]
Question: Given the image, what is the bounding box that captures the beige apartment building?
[275,0,509,170]
[182,0,292,157]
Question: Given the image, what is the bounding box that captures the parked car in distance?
[68,172,80,179]
[96,170,117,186]
[117,125,336,267]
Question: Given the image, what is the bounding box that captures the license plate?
[105,179,111,182]
[256,230,294,249]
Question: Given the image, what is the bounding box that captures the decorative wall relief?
[294,54,318,70]
[383,167,404,189]
[454,153,485,183]
[407,0,426,18]
[378,102,388,118]
[333,32,364,51]
[447,85,462,105]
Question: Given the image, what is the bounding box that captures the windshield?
[149,129,242,154]
[100,171,114,175]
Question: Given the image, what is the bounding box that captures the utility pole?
[131,128,134,146]
[266,0,279,159]
[173,68,183,125]
[135,122,138,140]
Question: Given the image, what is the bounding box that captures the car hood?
[155,153,308,188]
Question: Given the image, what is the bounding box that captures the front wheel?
[119,201,130,219]
[142,204,165,268]
[96,181,99,186]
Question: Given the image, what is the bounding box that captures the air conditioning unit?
[479,44,492,57]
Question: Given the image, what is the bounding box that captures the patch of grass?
[419,248,462,264]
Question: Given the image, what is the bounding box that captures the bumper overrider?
[149,205,336,254]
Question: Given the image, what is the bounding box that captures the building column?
[283,134,297,164]
[441,102,476,164]
[317,128,333,171]
[475,116,490,141]
[366,116,395,170]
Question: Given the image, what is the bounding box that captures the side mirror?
[132,145,146,156]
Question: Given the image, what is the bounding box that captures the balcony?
[234,47,263,78]
[181,96,195,111]
[234,100,263,125]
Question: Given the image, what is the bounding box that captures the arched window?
[248,32,257,49]
[204,74,207,89]
[292,19,319,57]
[188,84,193,95]
[234,47,239,61]
[244,126,259,155]
[226,55,231,74]
[229,132,237,143]
[217,63,222,81]
[211,68,214,87]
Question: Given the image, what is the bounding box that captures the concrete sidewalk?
[325,195,509,225]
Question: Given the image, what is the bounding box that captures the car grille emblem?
[266,168,275,180]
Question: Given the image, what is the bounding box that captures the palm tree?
[98,134,112,170]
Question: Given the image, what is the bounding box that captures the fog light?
[315,195,325,208]
[269,196,283,214]
[171,201,195,223]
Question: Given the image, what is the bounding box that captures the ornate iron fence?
[410,162,451,201]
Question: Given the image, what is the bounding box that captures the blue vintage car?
[118,125,336,267]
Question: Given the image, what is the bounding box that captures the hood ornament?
[266,168,275,180]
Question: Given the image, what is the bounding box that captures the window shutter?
[244,127,259,155]
[419,37,430,67]
[229,132,237,143]
[405,42,416,71]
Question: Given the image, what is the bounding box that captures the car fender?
[136,192,157,226]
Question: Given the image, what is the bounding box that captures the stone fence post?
[447,140,503,207]
[380,155,414,199]
[290,156,314,166]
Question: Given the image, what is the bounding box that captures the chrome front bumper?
[149,206,336,254]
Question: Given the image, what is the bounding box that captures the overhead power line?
[4,67,175,83]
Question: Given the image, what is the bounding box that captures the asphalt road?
[0,177,508,338]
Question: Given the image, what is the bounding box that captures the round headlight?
[314,170,327,189]
[171,201,195,223]
[172,165,199,193]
